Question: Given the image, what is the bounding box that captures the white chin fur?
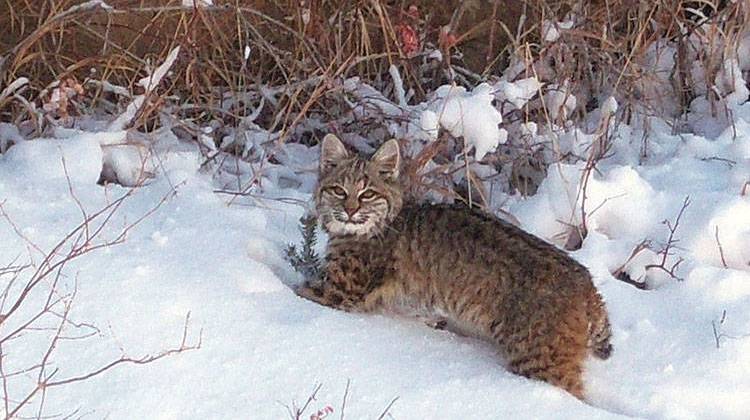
[327,219,376,236]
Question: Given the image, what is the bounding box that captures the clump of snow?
[521,121,538,137]
[542,19,574,42]
[495,77,543,110]
[691,198,750,271]
[182,0,212,6]
[137,46,181,92]
[601,96,618,116]
[687,51,750,137]
[429,83,506,160]
[585,165,662,241]
[389,64,407,107]
[343,77,403,118]
[0,77,29,103]
[419,109,440,141]
[101,144,150,186]
[545,82,577,121]
[110,46,181,131]
[427,49,443,62]
[0,136,102,184]
[511,163,581,240]
[716,58,749,107]
[511,162,663,244]
[0,122,24,153]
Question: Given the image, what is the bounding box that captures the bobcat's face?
[315,135,402,238]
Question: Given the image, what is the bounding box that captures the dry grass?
[0,1,524,133]
[1,1,746,125]
[0,0,748,191]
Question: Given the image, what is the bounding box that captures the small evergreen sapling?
[285,214,322,280]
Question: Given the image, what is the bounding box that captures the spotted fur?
[296,134,613,399]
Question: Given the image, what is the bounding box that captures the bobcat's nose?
[344,200,359,219]
[344,205,359,218]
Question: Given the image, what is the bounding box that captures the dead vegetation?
[283,381,398,420]
[0,0,748,213]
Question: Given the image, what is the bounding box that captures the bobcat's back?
[362,203,612,362]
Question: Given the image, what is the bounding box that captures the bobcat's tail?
[587,295,613,359]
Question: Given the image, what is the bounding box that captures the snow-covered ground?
[1,108,749,419]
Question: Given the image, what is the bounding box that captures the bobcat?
[295,134,612,399]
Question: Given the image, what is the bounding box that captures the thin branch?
[644,196,690,281]
[0,344,9,416]
[290,383,323,420]
[375,396,399,420]
[712,310,727,349]
[715,225,728,269]
[45,313,200,388]
[611,239,652,290]
[339,379,350,420]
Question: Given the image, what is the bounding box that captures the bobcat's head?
[315,134,402,238]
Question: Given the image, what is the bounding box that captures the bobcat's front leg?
[294,278,371,312]
[295,255,378,312]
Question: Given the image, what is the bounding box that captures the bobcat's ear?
[320,134,349,174]
[371,139,400,179]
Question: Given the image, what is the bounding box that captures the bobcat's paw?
[431,319,448,330]
[293,282,323,300]
[417,314,449,330]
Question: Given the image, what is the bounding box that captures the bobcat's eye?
[359,189,377,200]
[327,186,347,198]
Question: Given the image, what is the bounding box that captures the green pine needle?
[285,214,321,280]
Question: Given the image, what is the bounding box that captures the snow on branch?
[109,46,182,131]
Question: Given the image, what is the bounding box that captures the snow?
[495,77,543,110]
[389,64,407,107]
[542,19,575,42]
[0,77,29,103]
[0,135,103,185]
[717,58,749,107]
[55,0,111,17]
[428,49,443,62]
[2,108,750,418]
[429,83,507,160]
[691,198,750,270]
[545,82,578,121]
[0,123,23,153]
[2,42,750,419]
[601,96,618,116]
[137,46,181,93]
[110,46,181,131]
[182,0,213,6]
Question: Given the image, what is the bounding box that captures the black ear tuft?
[319,134,349,174]
[371,139,400,179]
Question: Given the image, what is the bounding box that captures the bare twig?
[339,379,350,420]
[611,239,652,290]
[712,310,750,349]
[376,396,399,420]
[288,383,323,420]
[715,225,729,269]
[644,196,691,281]
[712,310,727,349]
[46,313,200,388]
